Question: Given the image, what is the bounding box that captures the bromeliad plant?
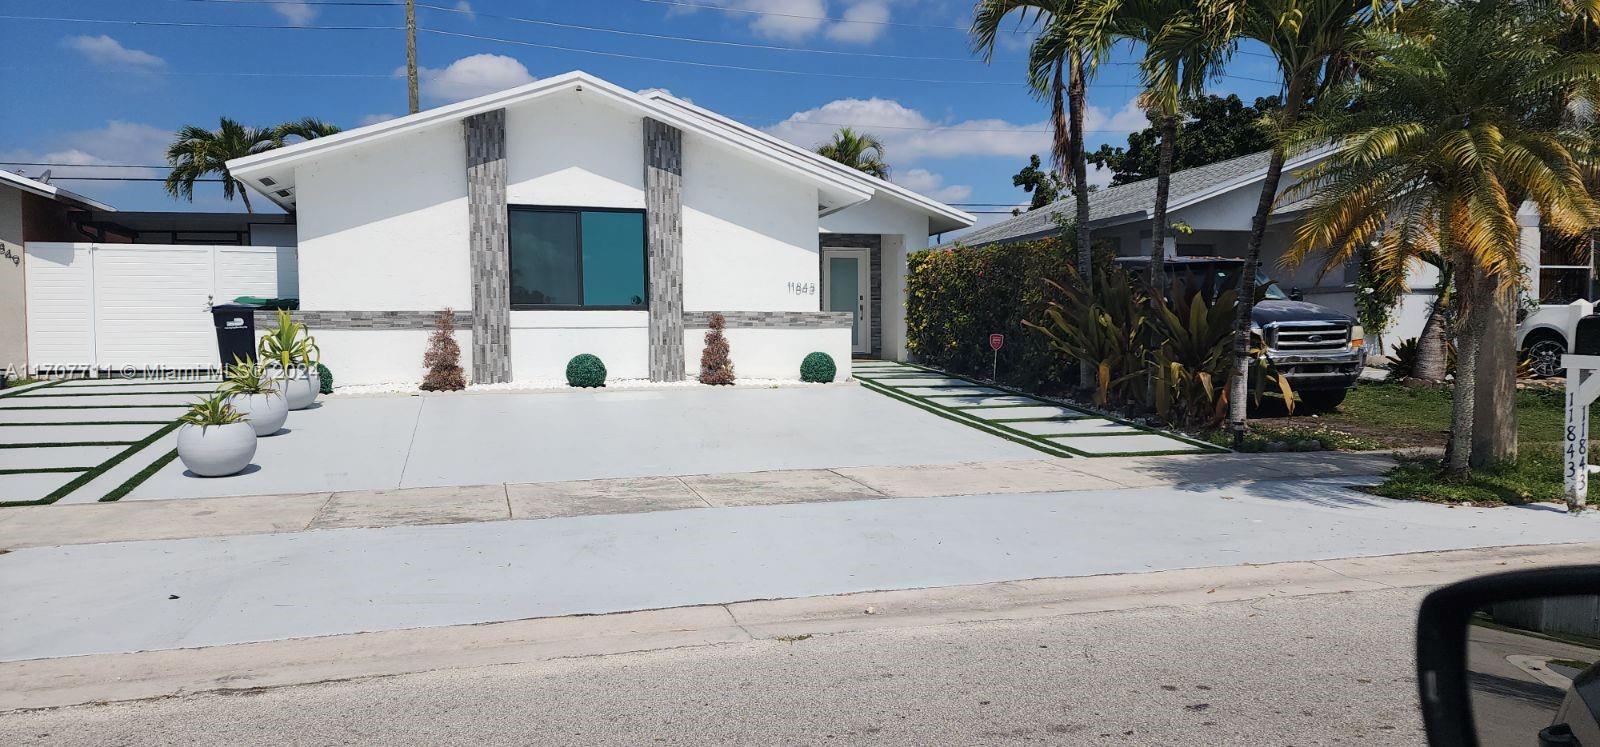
[1025,263,1149,408]
[179,392,250,429]
[258,308,320,378]
[1148,285,1292,427]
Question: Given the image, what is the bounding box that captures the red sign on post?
[989,333,1005,351]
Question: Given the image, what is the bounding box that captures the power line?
[0,13,402,30]
[414,2,995,63]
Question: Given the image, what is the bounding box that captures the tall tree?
[1012,154,1064,213]
[164,117,343,212]
[1213,0,1399,444]
[973,0,1103,391]
[1087,94,1281,184]
[1079,0,1230,289]
[164,118,276,213]
[815,127,890,179]
[1283,0,1600,476]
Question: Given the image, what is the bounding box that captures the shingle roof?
[943,150,1275,248]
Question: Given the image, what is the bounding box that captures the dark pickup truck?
[1115,256,1366,409]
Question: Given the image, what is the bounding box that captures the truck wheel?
[1522,331,1567,378]
[1298,389,1348,412]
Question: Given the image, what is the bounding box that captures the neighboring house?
[0,170,114,377]
[226,71,972,385]
[946,150,1567,358]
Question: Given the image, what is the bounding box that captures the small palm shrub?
[179,392,249,430]
[1386,337,1456,381]
[567,354,607,387]
[421,309,466,392]
[1148,285,1293,427]
[219,358,277,396]
[317,363,334,394]
[800,352,836,383]
[699,313,736,385]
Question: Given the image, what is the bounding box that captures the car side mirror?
[1416,566,1600,746]
[1289,287,1305,302]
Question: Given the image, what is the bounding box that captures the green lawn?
[1251,382,1591,506]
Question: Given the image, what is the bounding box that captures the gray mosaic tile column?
[465,109,512,384]
[644,118,685,382]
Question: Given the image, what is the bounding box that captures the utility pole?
[406,0,419,114]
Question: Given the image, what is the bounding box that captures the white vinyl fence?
[25,243,298,372]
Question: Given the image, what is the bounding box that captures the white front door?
[822,248,871,355]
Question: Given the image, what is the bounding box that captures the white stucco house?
[224,71,973,385]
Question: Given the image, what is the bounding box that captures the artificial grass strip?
[857,378,1079,459]
[0,441,137,449]
[0,420,176,427]
[23,390,214,397]
[0,380,65,399]
[100,448,179,502]
[0,404,190,410]
[0,420,182,508]
[0,466,91,475]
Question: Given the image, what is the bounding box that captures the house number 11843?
[786,282,816,295]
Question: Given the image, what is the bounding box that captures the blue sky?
[1,0,1285,237]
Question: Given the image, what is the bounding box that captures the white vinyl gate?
[25,242,298,372]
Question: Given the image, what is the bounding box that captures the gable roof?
[227,71,971,232]
[0,170,115,211]
[943,148,1331,248]
[641,91,974,234]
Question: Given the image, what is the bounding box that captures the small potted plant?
[258,309,322,410]
[220,358,287,437]
[176,393,257,477]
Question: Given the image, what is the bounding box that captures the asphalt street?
[0,586,1431,746]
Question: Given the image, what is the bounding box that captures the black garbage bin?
[211,303,258,367]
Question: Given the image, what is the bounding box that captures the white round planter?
[283,370,320,411]
[176,422,257,477]
[229,391,288,436]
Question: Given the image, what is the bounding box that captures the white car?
[1519,299,1595,377]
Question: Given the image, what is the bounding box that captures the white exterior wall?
[510,310,648,381]
[683,328,852,380]
[821,197,931,361]
[316,329,473,385]
[294,124,471,312]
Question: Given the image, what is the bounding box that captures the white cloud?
[0,120,171,187]
[453,1,476,20]
[358,113,399,127]
[766,96,1149,162]
[896,168,971,203]
[825,2,889,44]
[272,1,317,25]
[744,0,827,41]
[62,35,165,69]
[413,54,535,103]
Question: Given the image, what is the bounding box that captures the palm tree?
[165,118,276,212]
[275,117,342,145]
[1077,0,1229,289]
[1282,0,1600,478]
[815,127,890,179]
[973,0,1102,391]
[165,117,343,212]
[1212,0,1400,443]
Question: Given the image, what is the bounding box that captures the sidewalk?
[4,468,1597,663]
[0,451,1400,549]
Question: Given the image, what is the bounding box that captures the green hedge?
[906,237,1077,391]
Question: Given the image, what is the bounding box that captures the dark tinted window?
[508,208,647,309]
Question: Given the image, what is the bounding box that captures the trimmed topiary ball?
[800,352,837,383]
[566,354,607,388]
[316,362,334,394]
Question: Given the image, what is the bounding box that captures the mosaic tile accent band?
[252,310,471,330]
[684,311,853,329]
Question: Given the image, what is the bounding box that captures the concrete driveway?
[124,386,1041,501]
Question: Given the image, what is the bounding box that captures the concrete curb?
[3,541,1593,713]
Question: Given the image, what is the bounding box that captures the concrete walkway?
[4,471,1597,662]
[0,452,1399,549]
